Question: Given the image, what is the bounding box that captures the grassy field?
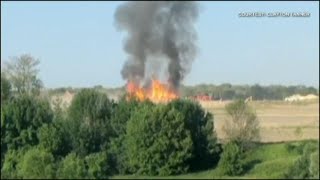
[112,140,317,179]
[200,100,319,142]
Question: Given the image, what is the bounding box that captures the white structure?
[284,94,319,102]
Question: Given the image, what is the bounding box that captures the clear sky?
[1,1,319,88]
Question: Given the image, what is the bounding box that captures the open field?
[200,100,319,142]
[112,140,318,179]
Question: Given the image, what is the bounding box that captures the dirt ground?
[200,100,319,142]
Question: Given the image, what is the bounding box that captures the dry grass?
[200,100,319,142]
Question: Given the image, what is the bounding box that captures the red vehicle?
[189,94,213,101]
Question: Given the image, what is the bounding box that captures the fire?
[126,79,178,103]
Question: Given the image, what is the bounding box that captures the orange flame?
[126,79,178,103]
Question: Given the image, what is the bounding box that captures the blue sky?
[1,1,319,88]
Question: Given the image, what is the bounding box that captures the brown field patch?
[201,100,319,142]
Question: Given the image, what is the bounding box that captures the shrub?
[37,123,69,156]
[1,148,27,179]
[285,142,318,179]
[309,150,319,179]
[57,153,87,179]
[223,99,260,150]
[85,151,110,179]
[17,147,56,179]
[218,141,245,176]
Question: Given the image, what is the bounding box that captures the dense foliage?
[1,95,53,156]
[17,147,56,179]
[125,103,193,175]
[285,142,319,179]
[67,89,114,156]
[218,141,245,176]
[1,86,220,178]
[180,84,318,100]
[166,100,220,170]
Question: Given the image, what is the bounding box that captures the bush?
[67,89,114,156]
[218,141,245,176]
[85,151,110,179]
[285,142,318,179]
[309,150,319,179]
[17,147,56,179]
[57,153,87,179]
[37,123,69,157]
[1,148,27,179]
[223,99,260,150]
[125,103,193,175]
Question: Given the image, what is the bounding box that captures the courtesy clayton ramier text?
[238,12,310,17]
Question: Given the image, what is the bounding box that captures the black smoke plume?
[115,1,199,89]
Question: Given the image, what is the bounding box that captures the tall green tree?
[125,103,193,175]
[67,89,114,156]
[167,99,219,170]
[1,95,53,151]
[108,97,141,174]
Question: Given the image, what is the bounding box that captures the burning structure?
[115,1,199,103]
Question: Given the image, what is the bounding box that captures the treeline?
[47,84,319,101]
[180,84,319,100]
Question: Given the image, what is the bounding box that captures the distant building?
[284,94,318,102]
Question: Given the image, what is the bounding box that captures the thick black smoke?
[115,1,199,89]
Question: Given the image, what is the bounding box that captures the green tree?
[125,103,193,175]
[1,148,27,179]
[67,89,114,156]
[218,141,245,176]
[85,151,110,179]
[108,97,141,174]
[17,147,55,179]
[223,99,260,150]
[37,123,70,157]
[167,99,220,170]
[1,95,53,150]
[3,54,43,96]
[57,153,86,179]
